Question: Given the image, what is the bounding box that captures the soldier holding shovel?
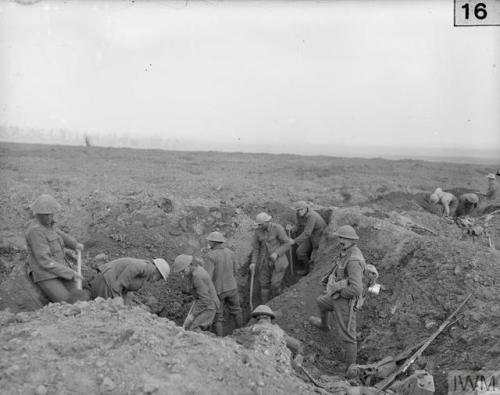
[25,194,88,304]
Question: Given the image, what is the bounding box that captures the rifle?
[375,293,472,391]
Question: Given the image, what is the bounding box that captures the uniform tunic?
[204,245,241,322]
[317,244,365,344]
[90,258,154,298]
[251,223,292,291]
[186,265,220,330]
[294,209,327,262]
[25,221,78,283]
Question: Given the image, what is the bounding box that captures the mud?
[1,142,499,393]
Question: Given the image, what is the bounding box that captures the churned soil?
[1,142,499,394]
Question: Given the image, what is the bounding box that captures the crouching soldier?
[25,194,88,304]
[309,225,366,371]
[173,254,220,332]
[456,193,479,217]
[429,188,458,217]
[250,212,292,303]
[90,257,170,299]
[204,231,243,336]
[287,201,326,275]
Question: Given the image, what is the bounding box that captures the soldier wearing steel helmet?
[248,305,304,359]
[485,173,497,200]
[89,257,170,300]
[204,231,242,336]
[309,225,366,371]
[250,212,292,303]
[287,201,326,275]
[25,194,88,304]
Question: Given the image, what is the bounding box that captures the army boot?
[214,322,224,337]
[308,311,331,331]
[234,312,243,329]
[344,342,357,369]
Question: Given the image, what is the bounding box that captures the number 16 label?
[455,0,500,26]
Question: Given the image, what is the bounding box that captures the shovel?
[76,250,83,290]
[286,229,294,276]
[249,265,255,311]
[182,301,195,329]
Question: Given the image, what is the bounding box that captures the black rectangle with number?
[455,0,500,26]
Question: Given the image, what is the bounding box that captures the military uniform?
[90,258,156,299]
[486,179,497,200]
[316,244,365,366]
[251,222,292,302]
[25,221,84,303]
[431,188,458,217]
[186,265,220,331]
[294,209,327,268]
[204,245,242,333]
[456,193,479,217]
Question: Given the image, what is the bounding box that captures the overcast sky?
[0,0,499,155]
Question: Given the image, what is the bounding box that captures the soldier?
[250,212,292,303]
[90,257,170,299]
[249,305,303,358]
[429,188,458,217]
[25,194,88,304]
[309,225,366,371]
[173,254,220,332]
[456,193,479,217]
[204,231,243,336]
[287,201,326,275]
[486,173,497,200]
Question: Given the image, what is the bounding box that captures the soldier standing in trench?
[89,257,170,300]
[204,231,243,336]
[485,173,497,200]
[173,254,220,331]
[309,225,366,371]
[25,194,89,304]
[286,201,326,275]
[249,212,292,304]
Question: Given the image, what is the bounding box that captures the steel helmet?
[172,254,193,273]
[429,193,439,204]
[255,212,272,224]
[251,305,275,319]
[487,173,496,180]
[292,201,309,211]
[152,258,170,280]
[31,194,62,214]
[332,225,359,240]
[206,231,227,243]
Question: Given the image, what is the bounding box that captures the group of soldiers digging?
[429,172,498,218]
[25,193,377,373]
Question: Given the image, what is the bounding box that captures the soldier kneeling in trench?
[89,257,170,300]
[309,225,367,372]
[173,254,220,332]
[25,194,89,304]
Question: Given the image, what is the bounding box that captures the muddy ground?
[0,142,499,394]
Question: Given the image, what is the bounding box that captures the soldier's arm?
[26,228,76,280]
[55,228,78,250]
[204,253,215,280]
[112,263,146,296]
[339,260,364,299]
[294,214,315,244]
[275,225,292,257]
[250,233,261,266]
